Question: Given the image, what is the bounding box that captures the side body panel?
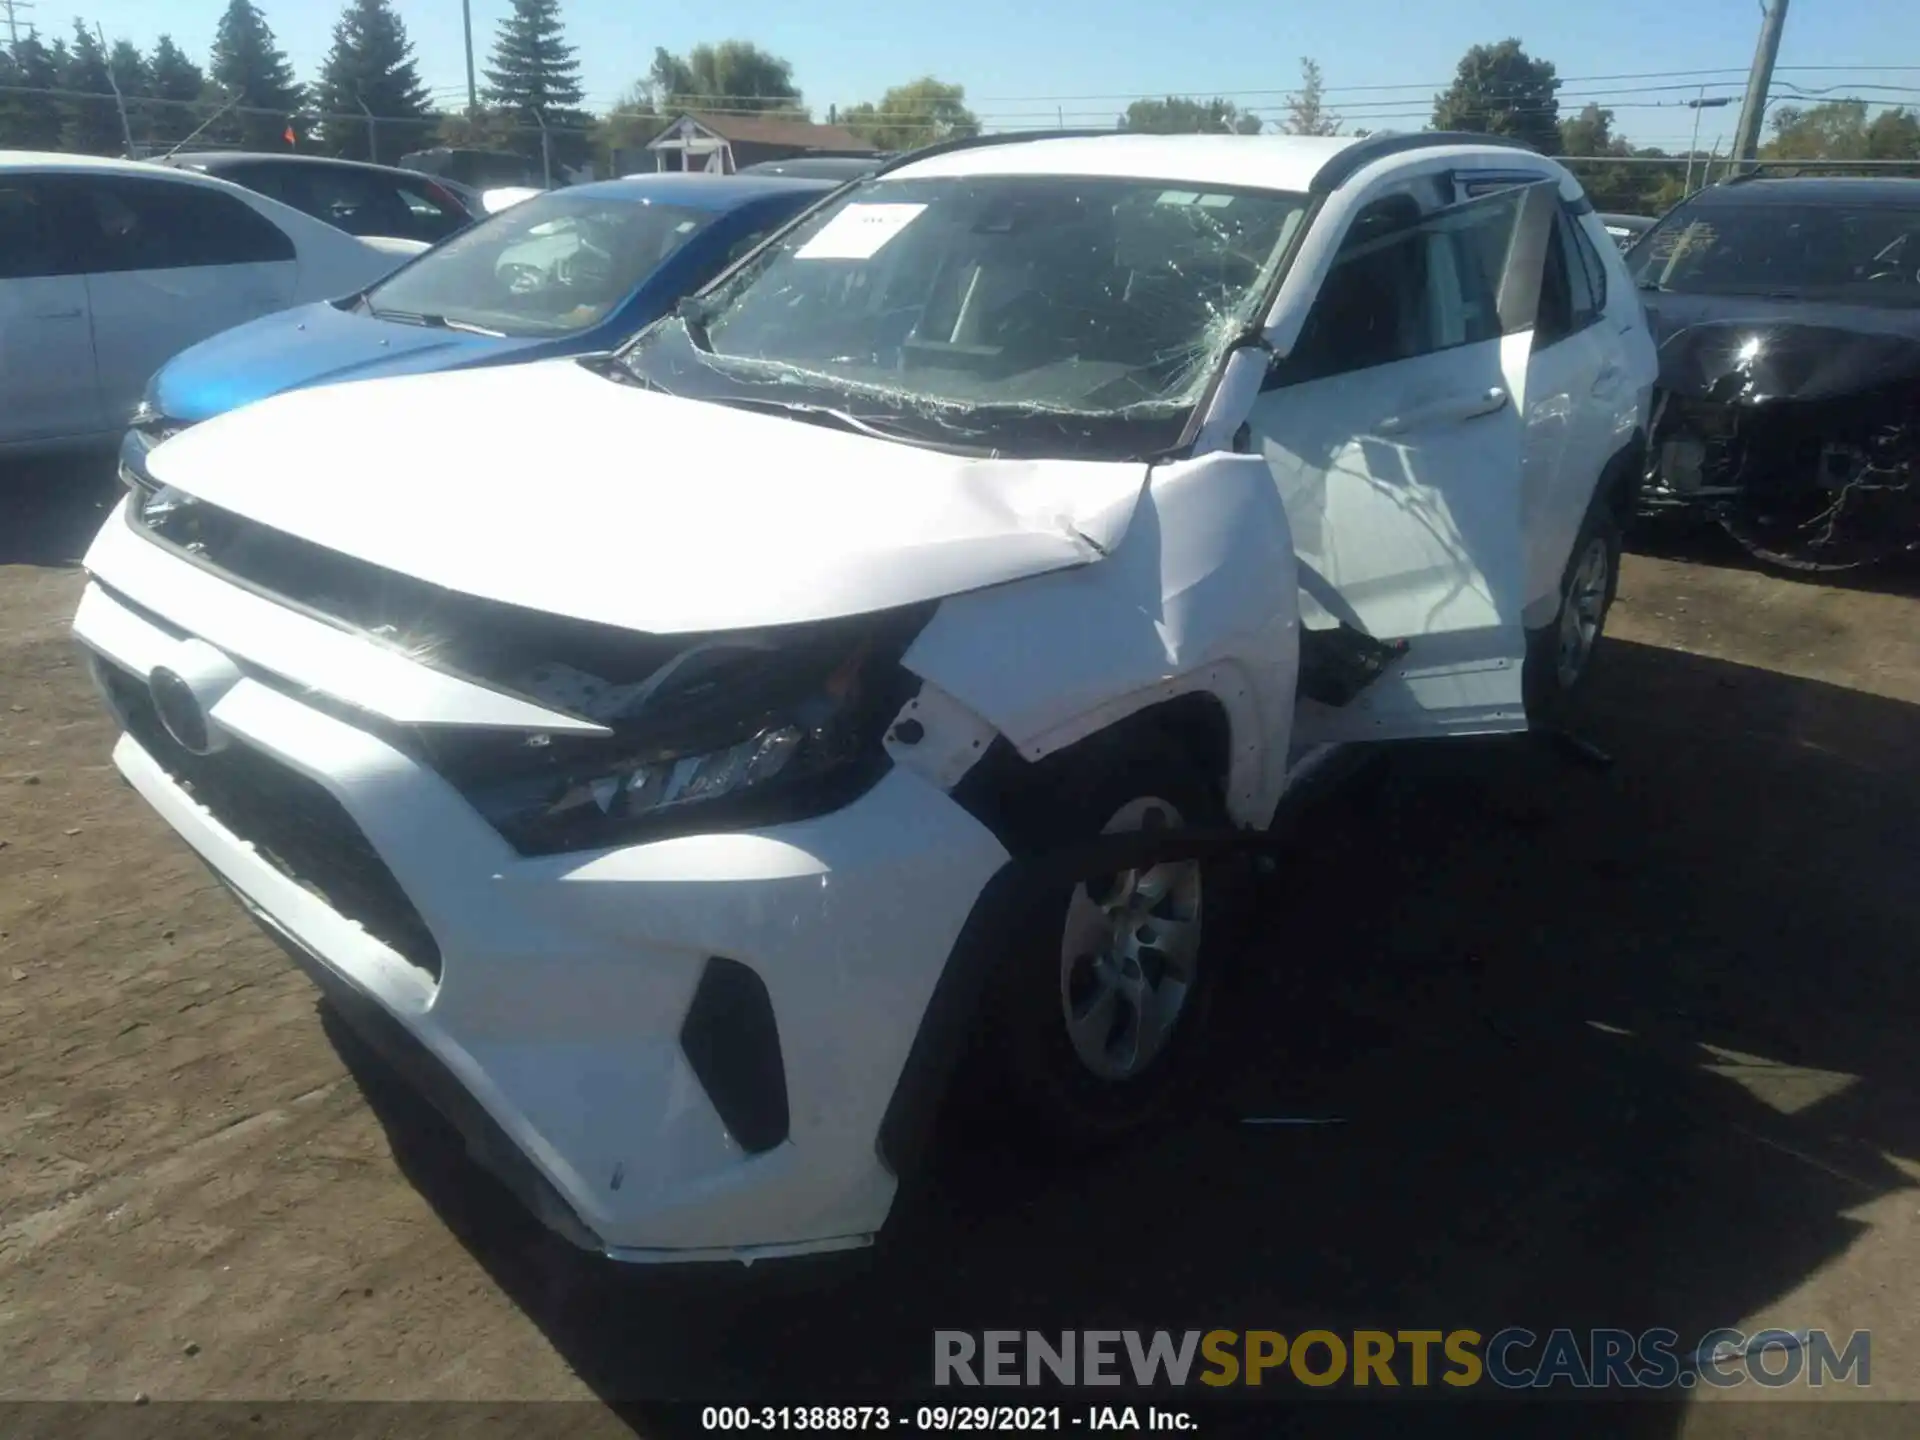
[900,454,1301,830]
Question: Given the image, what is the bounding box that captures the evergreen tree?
[62,21,124,155]
[147,35,208,148]
[0,35,66,150]
[209,0,304,150]
[312,0,432,162]
[483,0,590,168]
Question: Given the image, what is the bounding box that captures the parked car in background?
[399,146,547,191]
[1599,212,1655,251]
[1,150,417,457]
[1633,175,1920,570]
[127,174,833,456]
[81,131,1656,1265]
[157,152,478,250]
[737,155,893,180]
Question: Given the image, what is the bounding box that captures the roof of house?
[653,111,879,153]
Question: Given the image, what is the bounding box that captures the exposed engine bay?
[1643,318,1920,571]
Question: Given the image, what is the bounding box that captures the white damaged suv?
[75,130,1657,1264]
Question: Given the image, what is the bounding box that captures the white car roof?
[884,133,1363,194]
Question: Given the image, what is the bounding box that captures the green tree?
[1762,100,1920,166]
[842,77,976,150]
[1865,107,1920,160]
[1432,38,1561,154]
[312,0,432,162]
[145,35,207,147]
[645,41,802,116]
[1120,96,1261,135]
[483,0,590,167]
[1281,58,1340,136]
[59,20,123,155]
[596,81,666,173]
[0,35,66,150]
[210,0,304,150]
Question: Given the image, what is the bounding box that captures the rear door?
[0,175,102,445]
[70,175,299,424]
[1248,180,1558,741]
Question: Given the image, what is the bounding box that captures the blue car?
[126,172,835,457]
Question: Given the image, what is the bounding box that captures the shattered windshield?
[1633,201,1920,303]
[616,174,1310,459]
[364,191,714,337]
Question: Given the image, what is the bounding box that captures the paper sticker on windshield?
[794,203,928,260]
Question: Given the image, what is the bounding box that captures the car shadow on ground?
[0,452,123,568]
[327,636,1920,1435]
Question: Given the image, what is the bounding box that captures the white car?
[1,151,417,456]
[74,130,1657,1264]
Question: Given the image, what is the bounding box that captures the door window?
[69,178,297,272]
[0,180,75,279]
[1274,185,1543,385]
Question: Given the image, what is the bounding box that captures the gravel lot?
[4,455,1920,1434]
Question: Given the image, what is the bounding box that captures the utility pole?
[97,22,135,157]
[461,0,478,116]
[356,88,378,164]
[3,0,37,48]
[1729,0,1790,173]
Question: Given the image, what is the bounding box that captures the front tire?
[983,742,1236,1149]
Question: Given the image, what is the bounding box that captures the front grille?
[101,662,443,983]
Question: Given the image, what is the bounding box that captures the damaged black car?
[1634,175,1920,571]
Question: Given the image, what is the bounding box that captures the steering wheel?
[499,262,545,294]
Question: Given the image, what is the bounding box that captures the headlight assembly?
[457,612,927,855]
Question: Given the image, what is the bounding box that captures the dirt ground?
[4,456,1920,1434]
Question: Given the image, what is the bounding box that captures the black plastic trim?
[1310,130,1540,194]
[681,957,791,1154]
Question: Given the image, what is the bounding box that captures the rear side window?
[0,180,75,279]
[71,177,297,271]
[1569,212,1610,313]
[1537,210,1605,348]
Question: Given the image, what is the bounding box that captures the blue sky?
[55,0,1920,151]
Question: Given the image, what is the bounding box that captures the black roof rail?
[1309,130,1541,194]
[874,128,1121,177]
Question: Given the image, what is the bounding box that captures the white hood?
[146,359,1152,636]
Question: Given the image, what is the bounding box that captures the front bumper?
[73,504,1011,1262]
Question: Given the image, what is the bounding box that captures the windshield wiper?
[705,394,999,457]
[365,307,505,337]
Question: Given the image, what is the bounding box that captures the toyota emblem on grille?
[148,640,243,756]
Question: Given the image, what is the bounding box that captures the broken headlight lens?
[461,626,909,855]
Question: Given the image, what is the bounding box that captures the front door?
[1248,180,1558,742]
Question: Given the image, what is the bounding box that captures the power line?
[2,0,35,49]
